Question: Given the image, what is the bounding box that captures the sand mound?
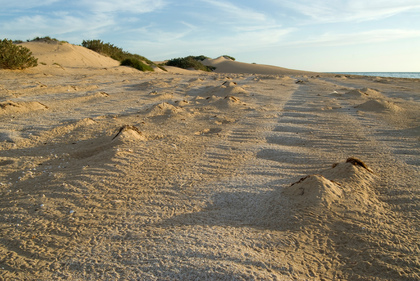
[202,82,248,98]
[355,99,402,113]
[222,82,248,95]
[268,157,378,218]
[345,88,382,98]
[112,125,146,142]
[146,102,185,116]
[195,94,243,109]
[0,100,48,115]
[71,125,145,159]
[259,157,382,233]
[345,89,369,98]
[71,118,96,128]
[34,118,98,145]
[361,88,382,96]
[322,160,375,185]
[212,96,244,108]
[283,175,343,207]
[57,117,96,131]
[320,158,381,210]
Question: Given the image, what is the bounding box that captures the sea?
[331,72,420,79]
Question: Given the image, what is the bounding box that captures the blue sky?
[1,0,420,72]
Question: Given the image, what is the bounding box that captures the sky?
[1,0,420,72]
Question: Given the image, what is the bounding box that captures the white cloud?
[1,0,167,42]
[278,0,420,23]
[0,0,60,9]
[200,0,267,22]
[79,0,166,14]
[1,12,115,42]
[195,0,294,44]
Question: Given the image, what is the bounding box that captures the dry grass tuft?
[346,157,373,173]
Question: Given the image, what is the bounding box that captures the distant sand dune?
[203,56,314,75]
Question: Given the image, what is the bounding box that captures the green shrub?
[82,39,156,71]
[121,58,154,71]
[166,56,215,72]
[192,55,210,61]
[82,39,124,60]
[0,39,38,70]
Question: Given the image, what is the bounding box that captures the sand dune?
[20,42,120,68]
[203,56,314,75]
[17,42,139,75]
[0,42,419,280]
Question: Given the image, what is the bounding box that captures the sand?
[0,43,419,280]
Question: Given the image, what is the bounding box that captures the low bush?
[82,39,157,71]
[166,56,215,72]
[0,39,38,70]
[121,58,154,71]
[30,36,67,44]
[82,39,124,61]
[192,55,210,61]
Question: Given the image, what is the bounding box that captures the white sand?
[0,42,419,280]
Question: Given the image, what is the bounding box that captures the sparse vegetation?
[192,55,210,61]
[82,39,161,71]
[222,55,236,61]
[121,58,154,72]
[166,56,216,72]
[30,36,68,44]
[82,39,125,61]
[0,39,38,70]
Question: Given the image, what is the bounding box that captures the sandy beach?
[1,42,419,280]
